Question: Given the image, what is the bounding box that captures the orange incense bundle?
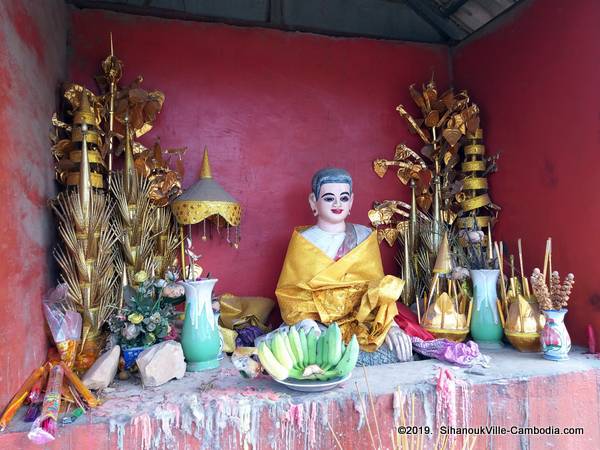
[60,362,99,408]
[0,364,48,431]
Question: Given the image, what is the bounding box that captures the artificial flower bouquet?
[108,270,180,349]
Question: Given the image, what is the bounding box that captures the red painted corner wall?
[0,0,68,407]
[68,10,450,298]
[453,0,600,345]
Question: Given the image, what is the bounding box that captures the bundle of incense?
[0,364,48,431]
[60,362,99,408]
[28,365,64,445]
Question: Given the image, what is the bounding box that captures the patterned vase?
[469,269,504,347]
[541,309,571,361]
[179,279,221,371]
[122,345,148,370]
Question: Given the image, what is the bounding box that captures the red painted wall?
[68,10,450,299]
[0,1,68,407]
[453,0,600,345]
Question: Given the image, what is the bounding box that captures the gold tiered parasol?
[172,148,242,278]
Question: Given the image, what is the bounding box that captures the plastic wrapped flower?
[122,323,140,340]
[144,333,156,345]
[459,229,485,244]
[164,324,179,341]
[128,312,144,324]
[162,283,185,299]
[133,270,149,284]
[165,270,178,282]
[154,278,167,288]
[451,267,470,281]
[150,312,161,324]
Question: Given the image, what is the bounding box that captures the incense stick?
[542,238,550,283]
[355,381,376,450]
[468,436,477,450]
[496,300,506,328]
[517,238,531,297]
[398,388,409,450]
[517,238,525,277]
[440,434,449,450]
[363,367,383,450]
[410,394,415,450]
[426,274,440,314]
[495,242,507,301]
[466,299,473,328]
[548,237,553,278]
[327,419,344,450]
[509,255,515,279]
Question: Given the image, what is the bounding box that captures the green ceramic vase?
[469,269,504,348]
[180,279,221,371]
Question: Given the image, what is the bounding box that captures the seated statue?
[275,168,412,364]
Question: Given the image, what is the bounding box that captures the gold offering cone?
[433,232,452,274]
[504,295,543,352]
[422,292,468,342]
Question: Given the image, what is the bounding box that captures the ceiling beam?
[268,0,283,25]
[441,0,469,17]
[67,0,443,43]
[401,0,468,43]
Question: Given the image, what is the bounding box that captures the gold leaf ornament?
[409,84,426,111]
[424,110,440,128]
[368,207,394,226]
[442,128,462,147]
[373,159,388,178]
[396,105,431,144]
[376,227,399,247]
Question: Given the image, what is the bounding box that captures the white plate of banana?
[273,372,352,392]
[257,323,359,392]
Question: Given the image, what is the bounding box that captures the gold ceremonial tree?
[94,38,183,283]
[48,36,185,371]
[51,91,120,371]
[370,76,500,307]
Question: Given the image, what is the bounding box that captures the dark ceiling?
[67,0,525,45]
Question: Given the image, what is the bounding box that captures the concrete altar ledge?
[1,346,599,449]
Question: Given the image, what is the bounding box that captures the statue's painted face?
[309,183,354,226]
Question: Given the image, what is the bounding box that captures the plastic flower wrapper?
[42,284,82,367]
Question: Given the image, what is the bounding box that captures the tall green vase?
[180,279,221,371]
[469,269,504,348]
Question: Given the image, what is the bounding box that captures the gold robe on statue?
[276,228,404,351]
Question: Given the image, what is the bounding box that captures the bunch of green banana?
[257,323,359,381]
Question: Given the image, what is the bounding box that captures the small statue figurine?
[275,168,412,365]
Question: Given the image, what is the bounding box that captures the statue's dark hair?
[311,168,353,198]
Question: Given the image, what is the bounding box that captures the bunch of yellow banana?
[257,323,359,381]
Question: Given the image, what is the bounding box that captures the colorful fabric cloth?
[410,336,490,367]
[276,228,403,351]
[394,302,436,341]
